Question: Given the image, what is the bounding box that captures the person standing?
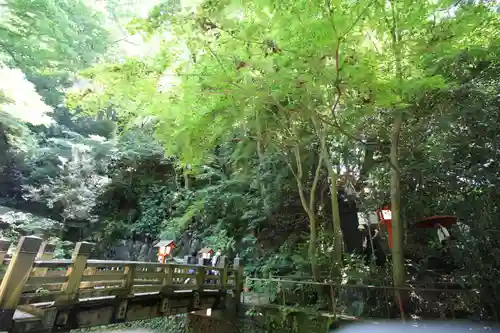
[209,250,221,284]
[211,250,221,267]
[360,224,385,266]
[435,223,451,246]
[185,249,198,284]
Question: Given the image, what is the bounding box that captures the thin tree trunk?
[312,116,342,277]
[255,110,267,203]
[326,163,342,277]
[389,0,406,317]
[293,144,323,281]
[390,112,404,288]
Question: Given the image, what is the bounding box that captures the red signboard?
[376,204,393,249]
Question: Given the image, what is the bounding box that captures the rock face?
[91,231,202,262]
[95,239,157,262]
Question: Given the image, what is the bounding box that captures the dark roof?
[154,240,175,247]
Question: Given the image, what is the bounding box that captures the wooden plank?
[174,273,197,279]
[80,281,123,289]
[135,266,162,273]
[135,272,165,279]
[80,274,126,282]
[86,260,164,267]
[131,285,162,293]
[172,284,197,291]
[26,276,68,285]
[133,279,162,285]
[0,236,42,329]
[88,270,125,276]
[33,260,72,268]
[78,287,126,299]
[23,283,63,292]
[19,291,62,304]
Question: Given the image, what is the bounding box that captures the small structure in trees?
[198,247,214,259]
[154,239,176,264]
[414,216,457,246]
[198,247,214,266]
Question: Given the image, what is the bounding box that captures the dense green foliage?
[1,0,500,323]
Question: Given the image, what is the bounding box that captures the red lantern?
[155,240,176,264]
[376,204,393,249]
[198,247,214,259]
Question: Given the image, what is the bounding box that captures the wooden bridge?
[0,236,244,333]
[0,236,492,333]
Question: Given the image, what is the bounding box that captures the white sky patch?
[0,66,54,125]
[89,0,163,59]
[158,40,191,92]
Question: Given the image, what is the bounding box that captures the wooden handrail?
[0,238,245,333]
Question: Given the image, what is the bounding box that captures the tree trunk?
[388,1,407,318]
[255,110,268,206]
[312,116,343,277]
[293,144,323,281]
[390,112,404,288]
[308,213,320,281]
[326,164,342,277]
[389,0,405,290]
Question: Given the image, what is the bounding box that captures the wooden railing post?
[233,256,244,306]
[32,242,56,277]
[0,236,42,329]
[196,257,206,290]
[56,242,92,304]
[160,264,175,315]
[115,263,136,321]
[121,263,136,296]
[162,264,174,293]
[0,240,11,264]
[217,256,228,293]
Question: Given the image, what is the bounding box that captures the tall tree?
[0,0,110,74]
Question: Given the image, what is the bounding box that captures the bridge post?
[0,240,11,263]
[233,256,243,307]
[162,264,174,293]
[32,242,56,277]
[0,236,43,329]
[192,257,206,310]
[113,263,136,321]
[56,242,92,304]
[196,257,206,290]
[122,263,136,296]
[217,256,228,293]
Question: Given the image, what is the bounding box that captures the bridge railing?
[243,277,491,322]
[0,236,244,332]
